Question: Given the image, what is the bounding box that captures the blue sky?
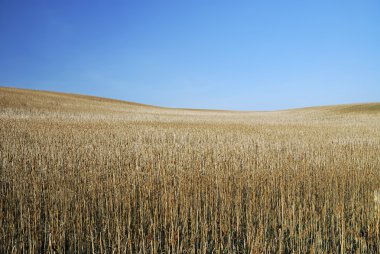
[0,0,379,110]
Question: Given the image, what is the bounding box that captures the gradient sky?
[0,0,379,110]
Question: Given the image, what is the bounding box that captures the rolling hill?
[1,86,379,115]
[1,86,380,253]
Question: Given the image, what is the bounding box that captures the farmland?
[1,87,380,253]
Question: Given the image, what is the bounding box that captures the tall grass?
[1,88,380,253]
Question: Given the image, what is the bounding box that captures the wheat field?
[1,87,380,253]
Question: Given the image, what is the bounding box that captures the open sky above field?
[0,0,379,110]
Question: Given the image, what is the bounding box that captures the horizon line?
[1,85,379,113]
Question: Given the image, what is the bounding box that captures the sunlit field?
[1,87,380,253]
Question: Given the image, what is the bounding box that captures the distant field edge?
[1,86,379,113]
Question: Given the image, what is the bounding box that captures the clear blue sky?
[1,0,379,110]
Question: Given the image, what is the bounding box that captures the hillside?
[294,103,380,114]
[1,87,380,253]
[0,87,153,113]
[1,86,379,117]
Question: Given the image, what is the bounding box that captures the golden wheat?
[1,87,380,253]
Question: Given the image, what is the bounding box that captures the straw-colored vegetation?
[1,87,380,253]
